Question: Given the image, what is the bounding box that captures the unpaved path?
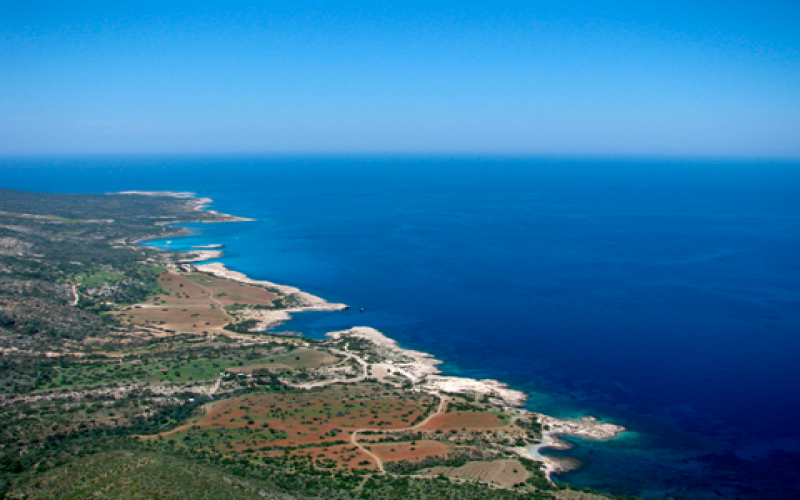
[193,280,234,322]
[209,374,223,395]
[283,348,368,389]
[280,345,451,474]
[138,375,224,440]
[351,395,449,474]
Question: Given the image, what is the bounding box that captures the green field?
[36,346,341,390]
[71,270,127,287]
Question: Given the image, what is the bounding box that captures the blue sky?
[2,0,799,156]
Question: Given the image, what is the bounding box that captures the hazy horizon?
[4,152,800,162]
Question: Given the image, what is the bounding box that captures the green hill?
[7,450,287,500]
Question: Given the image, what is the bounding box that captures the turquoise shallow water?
[2,156,800,499]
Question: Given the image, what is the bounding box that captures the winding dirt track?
[285,348,368,389]
[193,280,234,322]
[350,395,449,474]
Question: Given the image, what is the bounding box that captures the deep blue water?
[2,156,800,499]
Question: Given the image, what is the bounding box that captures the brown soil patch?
[116,306,229,333]
[369,440,451,463]
[112,271,278,336]
[165,386,436,470]
[426,459,530,488]
[419,411,506,431]
[166,272,278,307]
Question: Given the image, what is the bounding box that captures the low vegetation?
[0,188,644,500]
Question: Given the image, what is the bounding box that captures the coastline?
[138,190,627,481]
[116,190,256,222]
[194,262,349,331]
[525,433,573,477]
[526,417,626,480]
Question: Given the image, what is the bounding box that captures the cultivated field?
[167,272,279,307]
[161,384,441,470]
[420,410,507,431]
[368,440,451,463]
[110,271,278,336]
[425,459,531,488]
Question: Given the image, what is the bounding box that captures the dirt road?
[350,394,449,474]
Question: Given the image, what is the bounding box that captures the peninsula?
[0,188,628,500]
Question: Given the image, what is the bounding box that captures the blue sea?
[2,156,800,499]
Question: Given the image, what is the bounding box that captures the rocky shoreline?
[142,190,627,480]
[324,327,626,479]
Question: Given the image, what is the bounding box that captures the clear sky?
[2,0,799,157]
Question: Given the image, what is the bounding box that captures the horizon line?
[2,152,800,163]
